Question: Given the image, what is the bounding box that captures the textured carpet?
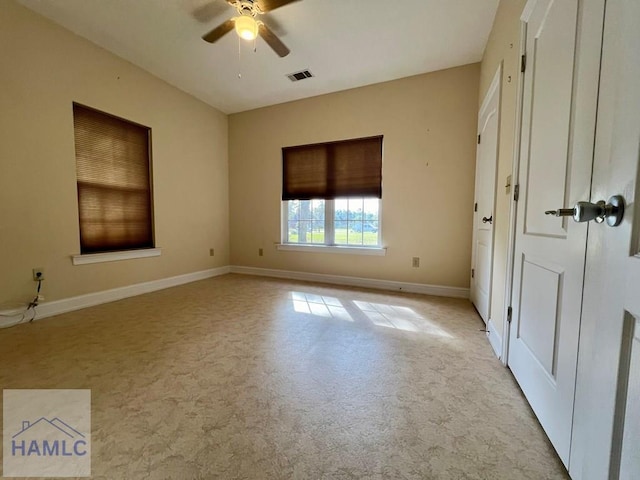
[0,274,568,479]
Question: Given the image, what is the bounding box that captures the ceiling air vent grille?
[287,69,314,82]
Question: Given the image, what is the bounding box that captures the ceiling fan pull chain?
[237,35,242,79]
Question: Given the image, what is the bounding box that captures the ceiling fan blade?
[257,0,300,13]
[258,23,290,57]
[192,1,232,24]
[202,18,235,43]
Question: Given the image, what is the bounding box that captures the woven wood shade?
[282,135,383,200]
[73,104,153,253]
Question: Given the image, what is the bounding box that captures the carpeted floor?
[0,274,569,479]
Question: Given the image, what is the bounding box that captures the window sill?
[276,244,386,256]
[72,248,162,265]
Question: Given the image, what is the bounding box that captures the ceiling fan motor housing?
[236,1,260,16]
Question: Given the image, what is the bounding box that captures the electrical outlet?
[32,268,45,281]
[209,248,214,257]
[259,248,264,257]
[412,257,420,268]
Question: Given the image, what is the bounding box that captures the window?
[73,104,154,254]
[285,198,380,246]
[282,136,382,248]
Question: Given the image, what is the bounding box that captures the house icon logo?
[12,417,88,457]
[3,389,91,477]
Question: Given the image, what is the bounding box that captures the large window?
[282,136,382,248]
[73,103,154,254]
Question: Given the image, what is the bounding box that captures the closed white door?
[569,0,640,477]
[470,66,500,324]
[508,0,604,466]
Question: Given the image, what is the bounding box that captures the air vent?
[287,69,314,82]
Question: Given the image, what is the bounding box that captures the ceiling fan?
[201,0,300,58]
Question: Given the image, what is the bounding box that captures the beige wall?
[229,64,479,289]
[0,1,229,304]
[479,0,527,336]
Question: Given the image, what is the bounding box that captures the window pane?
[363,221,379,245]
[299,200,313,221]
[297,221,312,243]
[288,200,300,221]
[347,198,364,221]
[363,198,379,219]
[311,221,325,243]
[288,220,298,242]
[333,198,380,246]
[335,220,347,244]
[348,227,364,245]
[286,200,326,244]
[335,199,348,218]
[312,199,325,221]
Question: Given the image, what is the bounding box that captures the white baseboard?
[28,264,468,322]
[229,265,469,299]
[35,266,230,320]
[486,318,503,359]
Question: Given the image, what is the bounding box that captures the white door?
[508,0,604,466]
[470,66,500,324]
[569,0,640,477]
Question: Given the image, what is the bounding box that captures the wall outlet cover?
[32,268,45,281]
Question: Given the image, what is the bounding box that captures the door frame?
[500,17,528,366]
[470,63,501,325]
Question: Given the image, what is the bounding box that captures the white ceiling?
[17,0,499,114]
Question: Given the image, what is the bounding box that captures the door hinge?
[507,306,513,323]
[521,54,527,73]
[474,202,478,212]
[477,134,481,144]
[514,184,520,202]
[471,269,475,279]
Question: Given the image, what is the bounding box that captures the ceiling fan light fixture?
[234,14,258,41]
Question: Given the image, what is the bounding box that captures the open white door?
[508,0,604,466]
[569,0,640,477]
[470,66,500,324]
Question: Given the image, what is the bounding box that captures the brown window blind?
[282,135,383,200]
[73,103,154,254]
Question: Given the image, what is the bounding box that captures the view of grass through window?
[286,198,380,246]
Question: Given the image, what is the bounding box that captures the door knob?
[482,215,493,224]
[545,195,624,227]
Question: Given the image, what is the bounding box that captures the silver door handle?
[545,208,574,217]
[482,215,493,224]
[545,195,624,227]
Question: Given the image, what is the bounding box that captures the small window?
[282,136,382,248]
[72,104,154,254]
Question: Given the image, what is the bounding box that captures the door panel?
[509,0,602,466]
[618,314,640,478]
[470,67,500,323]
[524,0,576,237]
[518,256,562,376]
